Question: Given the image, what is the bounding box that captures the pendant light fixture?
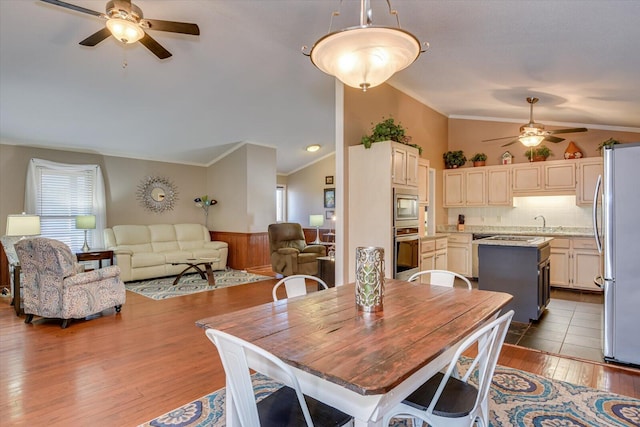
[304,0,428,92]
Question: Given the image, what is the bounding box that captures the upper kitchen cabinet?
[392,144,419,187]
[576,158,603,206]
[418,159,430,205]
[486,166,512,206]
[512,160,576,194]
[442,168,487,207]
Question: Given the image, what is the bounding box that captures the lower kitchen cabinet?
[420,237,448,281]
[550,237,602,291]
[447,233,472,277]
[478,242,551,323]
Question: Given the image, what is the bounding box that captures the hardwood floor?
[1,279,638,426]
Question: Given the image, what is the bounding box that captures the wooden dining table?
[196,279,512,426]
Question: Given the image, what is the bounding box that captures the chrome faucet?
[534,215,546,230]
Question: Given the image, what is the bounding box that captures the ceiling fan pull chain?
[122,49,128,69]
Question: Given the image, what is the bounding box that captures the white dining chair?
[408,269,473,289]
[272,274,328,301]
[383,310,514,427]
[206,329,353,427]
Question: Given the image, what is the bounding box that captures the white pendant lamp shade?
[310,26,421,91]
[106,18,145,44]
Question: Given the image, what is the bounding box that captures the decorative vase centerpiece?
[355,247,385,313]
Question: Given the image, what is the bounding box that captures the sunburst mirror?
[136,176,178,213]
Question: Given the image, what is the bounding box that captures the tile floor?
[505,288,605,362]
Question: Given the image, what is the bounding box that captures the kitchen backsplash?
[446,195,599,229]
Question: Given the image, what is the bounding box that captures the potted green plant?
[443,150,466,168]
[361,117,422,154]
[524,145,553,162]
[597,138,620,153]
[470,153,487,167]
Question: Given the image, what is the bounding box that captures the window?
[25,159,106,252]
[276,185,287,223]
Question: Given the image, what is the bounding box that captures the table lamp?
[75,215,96,252]
[6,213,41,240]
[309,214,324,244]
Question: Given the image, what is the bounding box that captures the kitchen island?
[477,236,553,323]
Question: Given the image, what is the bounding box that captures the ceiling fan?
[40,0,200,59]
[482,97,588,147]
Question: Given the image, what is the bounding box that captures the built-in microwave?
[394,189,419,228]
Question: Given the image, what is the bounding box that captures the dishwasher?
[471,234,495,278]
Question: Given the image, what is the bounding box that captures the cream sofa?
[104,224,228,282]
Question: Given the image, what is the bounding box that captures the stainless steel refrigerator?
[594,142,640,366]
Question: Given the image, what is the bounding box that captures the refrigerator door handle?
[594,275,604,288]
[593,174,603,254]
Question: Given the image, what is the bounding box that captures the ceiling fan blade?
[482,135,519,142]
[139,33,172,59]
[40,0,104,18]
[142,19,200,35]
[79,27,112,46]
[544,135,565,143]
[547,127,588,135]
[501,139,520,147]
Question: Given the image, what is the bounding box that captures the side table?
[316,256,335,289]
[75,250,114,269]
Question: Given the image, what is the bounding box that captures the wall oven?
[394,227,420,281]
[394,189,419,228]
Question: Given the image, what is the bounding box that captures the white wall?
[286,154,336,228]
[207,143,277,233]
[447,195,595,229]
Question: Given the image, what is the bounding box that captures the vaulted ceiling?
[1,1,639,174]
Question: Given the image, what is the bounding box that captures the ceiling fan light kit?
[106,18,144,44]
[305,0,426,92]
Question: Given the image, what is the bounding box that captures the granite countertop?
[475,235,554,248]
[437,225,594,238]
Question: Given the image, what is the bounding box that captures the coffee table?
[171,258,219,286]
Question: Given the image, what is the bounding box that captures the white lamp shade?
[75,215,96,230]
[106,18,145,44]
[309,214,324,227]
[6,214,40,236]
[310,27,421,91]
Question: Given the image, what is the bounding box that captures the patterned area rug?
[125,270,271,300]
[140,363,640,426]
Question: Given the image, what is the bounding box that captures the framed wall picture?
[326,210,334,220]
[324,188,335,208]
[325,175,334,185]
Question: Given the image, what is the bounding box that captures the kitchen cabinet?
[487,166,512,205]
[545,162,576,190]
[392,145,419,187]
[512,163,543,192]
[418,159,430,205]
[348,141,420,280]
[512,160,576,194]
[447,233,472,277]
[478,241,551,323]
[576,158,603,205]
[550,237,602,291]
[419,237,447,281]
[442,168,486,207]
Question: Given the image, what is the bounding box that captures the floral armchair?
[14,237,126,328]
[268,223,326,276]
